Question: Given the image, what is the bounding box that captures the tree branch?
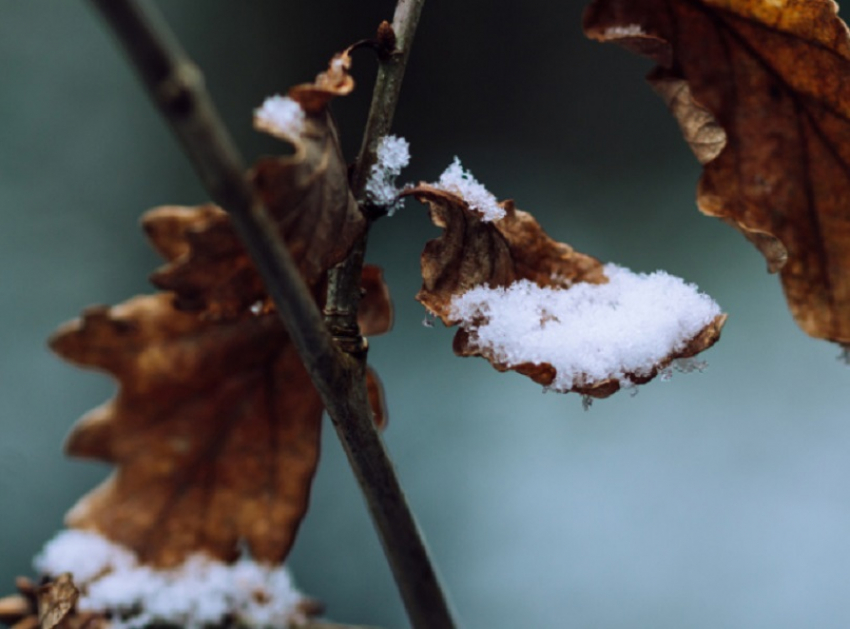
[324,0,426,343]
[86,2,456,628]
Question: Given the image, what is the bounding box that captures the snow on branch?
[364,134,411,214]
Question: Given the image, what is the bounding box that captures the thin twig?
[324,0,426,343]
[87,2,456,628]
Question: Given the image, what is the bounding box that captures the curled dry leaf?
[584,0,850,344]
[411,185,724,397]
[412,186,606,323]
[146,48,363,319]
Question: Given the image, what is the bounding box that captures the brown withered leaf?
[0,576,107,629]
[144,204,266,317]
[38,574,77,629]
[358,264,394,337]
[55,192,391,567]
[411,185,725,397]
[52,294,323,568]
[412,185,607,324]
[584,0,850,344]
[0,593,30,626]
[146,49,363,319]
[252,47,362,295]
[52,287,389,567]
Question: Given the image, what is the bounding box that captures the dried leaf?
[54,109,392,568]
[0,576,107,629]
[252,48,363,294]
[584,0,850,344]
[411,185,724,397]
[358,264,394,337]
[0,595,30,625]
[144,204,266,318]
[145,48,364,319]
[38,574,77,629]
[412,186,606,324]
[51,294,322,568]
[288,50,356,115]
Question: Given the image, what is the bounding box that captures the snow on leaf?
[585,0,850,345]
[254,95,306,142]
[432,157,505,222]
[410,185,725,398]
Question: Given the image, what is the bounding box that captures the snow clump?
[254,95,306,140]
[433,157,505,221]
[364,134,411,215]
[35,529,307,629]
[449,264,722,392]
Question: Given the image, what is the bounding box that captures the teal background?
[2,1,850,627]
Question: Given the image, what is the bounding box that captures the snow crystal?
[35,529,135,583]
[433,157,505,221]
[254,95,305,140]
[449,264,722,393]
[604,24,646,38]
[364,134,411,215]
[35,529,305,629]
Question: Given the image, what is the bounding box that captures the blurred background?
[2,1,850,627]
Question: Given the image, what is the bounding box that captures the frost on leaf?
[411,185,725,397]
[585,0,850,345]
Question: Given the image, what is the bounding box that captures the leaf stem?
[87,2,456,628]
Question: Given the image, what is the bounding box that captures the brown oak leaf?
[52,293,323,567]
[584,0,850,344]
[52,283,389,567]
[147,49,363,319]
[411,185,725,398]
